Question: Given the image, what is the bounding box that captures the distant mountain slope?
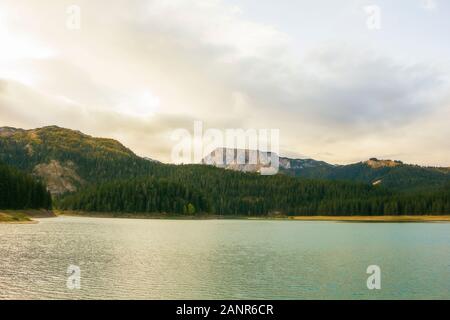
[1,126,449,195]
[202,148,334,174]
[295,159,450,192]
[202,149,450,192]
[1,126,449,215]
[59,164,450,216]
[0,126,159,194]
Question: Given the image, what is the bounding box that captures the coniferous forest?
[0,162,52,210]
[58,164,450,216]
[1,126,450,216]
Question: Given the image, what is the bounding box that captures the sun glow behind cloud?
[115,90,160,118]
[0,0,449,166]
[0,9,56,86]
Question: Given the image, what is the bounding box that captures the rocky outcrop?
[33,160,84,194]
[201,148,333,174]
[365,158,403,169]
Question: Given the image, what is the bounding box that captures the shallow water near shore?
[0,216,449,299]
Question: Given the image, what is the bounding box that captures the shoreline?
[287,215,450,223]
[0,210,56,224]
[56,211,450,223]
[3,210,450,223]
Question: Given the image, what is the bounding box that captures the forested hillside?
[58,177,208,214]
[0,162,52,210]
[203,148,450,192]
[58,164,450,216]
[292,159,450,192]
[0,126,159,194]
[2,126,450,216]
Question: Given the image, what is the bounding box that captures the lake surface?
[0,216,449,299]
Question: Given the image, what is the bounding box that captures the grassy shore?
[4,210,450,223]
[57,210,450,222]
[288,215,450,222]
[0,210,55,224]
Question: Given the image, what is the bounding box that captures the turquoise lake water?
[0,216,449,299]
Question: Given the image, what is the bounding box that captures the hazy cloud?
[0,0,449,165]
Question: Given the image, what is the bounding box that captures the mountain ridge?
[0,125,158,194]
[202,148,450,192]
[1,126,449,194]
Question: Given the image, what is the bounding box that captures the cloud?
[421,0,437,11]
[0,0,449,166]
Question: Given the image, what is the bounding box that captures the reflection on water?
[0,216,449,299]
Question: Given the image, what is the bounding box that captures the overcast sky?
[1,0,449,166]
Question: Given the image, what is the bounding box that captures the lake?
[0,216,449,299]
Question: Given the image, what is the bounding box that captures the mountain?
[1,126,449,215]
[201,148,333,174]
[59,163,450,216]
[294,158,450,192]
[202,149,450,192]
[1,126,449,196]
[0,126,159,194]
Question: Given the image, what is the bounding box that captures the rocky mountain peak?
[365,158,403,169]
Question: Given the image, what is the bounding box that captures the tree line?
[0,162,52,210]
[58,177,207,214]
[2,127,449,216]
[57,164,450,216]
